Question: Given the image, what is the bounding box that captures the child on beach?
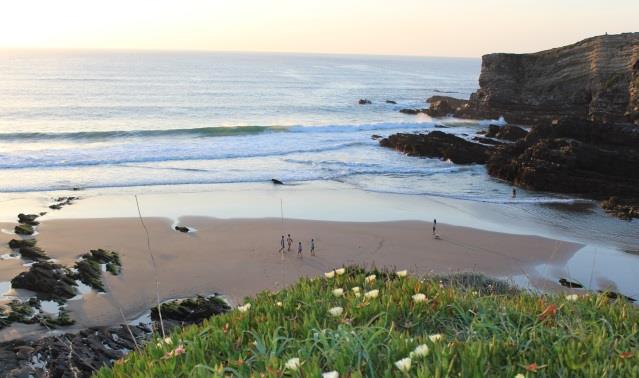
[298,241,303,257]
[310,238,315,256]
[432,219,437,235]
[287,234,292,251]
[280,235,285,251]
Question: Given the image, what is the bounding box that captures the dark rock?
[484,124,528,141]
[434,124,448,128]
[8,239,36,250]
[425,96,470,117]
[559,278,583,288]
[601,197,639,220]
[11,262,77,301]
[425,33,639,125]
[371,134,382,140]
[385,100,397,104]
[599,290,636,302]
[399,108,426,115]
[358,99,372,105]
[379,131,491,164]
[486,118,639,218]
[151,295,230,327]
[18,245,50,261]
[17,214,39,226]
[271,178,284,185]
[74,250,122,291]
[174,226,190,233]
[14,224,34,236]
[49,196,78,210]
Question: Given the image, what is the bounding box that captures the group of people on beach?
[280,234,315,257]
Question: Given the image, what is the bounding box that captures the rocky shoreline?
[386,33,639,219]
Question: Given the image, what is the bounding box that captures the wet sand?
[0,216,581,341]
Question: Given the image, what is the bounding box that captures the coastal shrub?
[97,268,639,377]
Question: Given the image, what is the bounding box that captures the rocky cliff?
[428,33,639,125]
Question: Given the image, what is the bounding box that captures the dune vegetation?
[97,267,639,377]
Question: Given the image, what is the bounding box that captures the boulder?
[17,214,39,226]
[174,226,190,233]
[358,99,372,105]
[385,100,397,104]
[8,239,36,250]
[484,124,528,141]
[151,295,230,326]
[380,131,491,164]
[18,245,50,261]
[271,178,284,185]
[425,96,469,117]
[11,262,77,301]
[14,224,34,236]
[399,108,426,115]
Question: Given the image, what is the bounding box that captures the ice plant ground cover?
[98,268,639,377]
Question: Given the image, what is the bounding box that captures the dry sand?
[0,217,581,341]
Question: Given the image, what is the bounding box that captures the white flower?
[412,293,427,303]
[472,291,478,296]
[365,274,376,284]
[332,288,344,297]
[324,271,335,279]
[364,289,379,299]
[237,303,251,313]
[335,268,346,276]
[395,357,411,373]
[156,337,172,347]
[322,371,339,378]
[565,294,579,301]
[328,306,343,317]
[429,334,443,342]
[276,301,283,307]
[285,357,301,371]
[411,344,429,358]
[396,270,408,277]
[352,286,360,293]
[354,292,361,298]
[515,374,525,378]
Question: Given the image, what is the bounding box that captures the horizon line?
[0,46,481,60]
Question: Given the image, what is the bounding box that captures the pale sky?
[0,0,636,57]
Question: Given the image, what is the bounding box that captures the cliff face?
[437,33,639,125]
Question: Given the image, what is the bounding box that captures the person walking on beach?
[512,187,517,198]
[287,234,293,252]
[280,235,285,252]
[432,219,437,235]
[298,241,303,257]
[310,238,315,256]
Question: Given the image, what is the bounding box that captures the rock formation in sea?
[381,33,639,219]
[427,33,639,125]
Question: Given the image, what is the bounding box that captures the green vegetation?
[97,268,639,377]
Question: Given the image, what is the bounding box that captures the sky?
[0,0,636,57]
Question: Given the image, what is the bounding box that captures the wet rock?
[49,196,78,210]
[559,278,583,288]
[371,134,382,140]
[486,118,639,219]
[18,245,50,261]
[14,224,34,236]
[8,239,36,250]
[425,96,470,117]
[358,99,372,105]
[271,178,284,185]
[174,226,190,233]
[601,196,639,220]
[380,131,491,164]
[484,124,528,141]
[599,290,636,302]
[399,108,426,115]
[17,214,39,226]
[74,249,122,291]
[385,100,397,104]
[11,262,77,301]
[152,295,230,327]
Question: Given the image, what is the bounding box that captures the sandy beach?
[0,215,581,341]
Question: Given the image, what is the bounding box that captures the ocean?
[0,50,524,201]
